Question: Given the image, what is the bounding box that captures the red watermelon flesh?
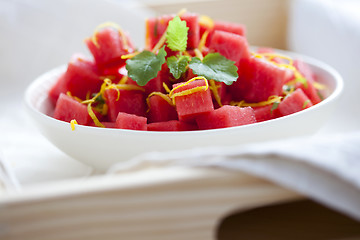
[49,73,66,106]
[145,13,200,50]
[295,80,321,105]
[196,105,256,130]
[253,105,280,122]
[115,112,147,130]
[211,81,231,108]
[85,28,134,68]
[148,120,197,131]
[209,30,250,66]
[230,56,286,102]
[144,64,171,95]
[104,88,146,122]
[49,55,101,104]
[89,121,116,128]
[173,79,214,122]
[294,59,315,82]
[147,95,178,123]
[278,88,313,117]
[53,93,91,125]
[214,21,246,36]
[202,20,246,47]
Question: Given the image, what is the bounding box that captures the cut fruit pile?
[49,10,325,131]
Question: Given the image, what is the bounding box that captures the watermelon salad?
[49,10,326,131]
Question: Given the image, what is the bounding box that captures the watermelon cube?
[230,56,287,102]
[53,93,91,125]
[104,88,146,122]
[115,112,147,130]
[196,105,256,130]
[213,21,246,36]
[278,88,313,117]
[145,13,200,50]
[147,95,178,123]
[209,30,250,66]
[253,105,280,122]
[148,120,197,131]
[172,79,214,122]
[48,55,101,105]
[295,80,321,105]
[85,27,134,67]
[48,73,66,106]
[211,81,231,108]
[144,64,171,95]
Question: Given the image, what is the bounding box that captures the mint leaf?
[271,101,280,113]
[188,53,238,85]
[167,55,190,79]
[166,16,188,52]
[125,47,167,86]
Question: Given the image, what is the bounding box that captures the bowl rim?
[24,48,344,137]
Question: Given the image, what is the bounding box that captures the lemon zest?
[199,15,214,29]
[194,48,204,60]
[163,82,171,93]
[91,22,129,51]
[198,30,209,52]
[118,75,128,84]
[231,95,283,108]
[146,92,174,108]
[66,91,83,103]
[254,52,310,89]
[87,103,105,128]
[313,81,326,90]
[121,51,140,59]
[209,80,222,107]
[70,119,78,131]
[169,76,209,105]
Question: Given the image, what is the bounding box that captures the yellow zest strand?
[114,84,145,92]
[198,30,209,52]
[254,52,311,89]
[87,103,105,128]
[231,95,283,108]
[313,81,327,90]
[118,75,128,84]
[91,22,129,50]
[152,27,168,53]
[121,51,140,59]
[163,82,171,93]
[66,91,83,103]
[209,80,222,107]
[151,9,187,53]
[194,48,204,60]
[146,92,174,108]
[169,76,209,105]
[70,119,78,131]
[199,15,214,29]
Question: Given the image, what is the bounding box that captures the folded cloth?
[109,131,360,221]
[0,151,21,193]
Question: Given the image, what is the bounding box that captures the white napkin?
[109,131,360,221]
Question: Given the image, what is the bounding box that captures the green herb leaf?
[188,53,238,85]
[166,16,188,52]
[167,55,190,79]
[302,99,311,109]
[271,101,280,113]
[296,77,308,88]
[125,47,167,86]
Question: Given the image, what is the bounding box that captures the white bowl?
[25,50,343,172]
